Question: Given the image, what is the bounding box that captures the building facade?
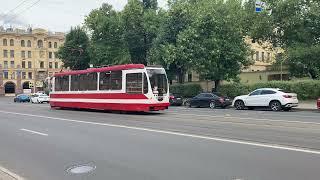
[0,27,65,96]
[174,37,289,91]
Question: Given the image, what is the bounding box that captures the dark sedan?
[186,93,232,108]
[14,94,30,103]
[169,93,183,106]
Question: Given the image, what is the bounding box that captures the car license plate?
[177,98,181,100]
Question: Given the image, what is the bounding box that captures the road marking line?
[20,128,48,136]
[0,166,25,180]
[1,110,320,155]
[168,112,320,126]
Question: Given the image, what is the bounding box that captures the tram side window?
[78,73,98,91]
[87,73,98,90]
[99,71,122,90]
[126,73,143,94]
[55,76,69,91]
[71,75,80,91]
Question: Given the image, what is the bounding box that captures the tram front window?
[147,69,168,97]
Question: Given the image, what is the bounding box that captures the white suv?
[233,88,298,111]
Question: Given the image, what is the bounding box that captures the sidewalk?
[0,166,24,180]
[296,100,318,111]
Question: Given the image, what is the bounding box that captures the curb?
[293,108,319,112]
[0,166,25,180]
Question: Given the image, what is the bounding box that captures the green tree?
[122,0,160,65]
[245,0,320,79]
[177,0,251,90]
[56,26,90,70]
[143,0,158,9]
[148,0,194,83]
[85,3,130,66]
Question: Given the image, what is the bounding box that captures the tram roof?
[54,64,145,77]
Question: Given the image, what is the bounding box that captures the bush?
[218,83,250,98]
[218,80,320,100]
[170,83,203,98]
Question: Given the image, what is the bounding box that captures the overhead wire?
[4,0,41,24]
[1,0,31,18]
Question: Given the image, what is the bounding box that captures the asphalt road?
[0,97,320,180]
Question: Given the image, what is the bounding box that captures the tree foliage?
[85,3,130,66]
[245,0,320,79]
[56,26,90,70]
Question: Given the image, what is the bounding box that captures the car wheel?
[270,101,282,111]
[209,101,216,109]
[235,100,245,110]
[185,101,191,107]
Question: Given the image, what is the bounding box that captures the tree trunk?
[213,80,221,92]
[177,68,185,84]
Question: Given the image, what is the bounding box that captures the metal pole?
[280,61,283,81]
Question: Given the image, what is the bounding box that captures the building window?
[22,61,26,68]
[256,51,259,61]
[261,52,265,62]
[4,72,8,79]
[188,73,192,82]
[21,51,25,58]
[27,40,31,47]
[54,42,57,48]
[4,61,8,69]
[267,52,271,62]
[55,62,58,69]
[10,50,14,58]
[22,72,26,79]
[37,40,43,48]
[49,62,53,69]
[28,51,32,58]
[10,61,14,68]
[3,39,7,46]
[10,39,14,46]
[21,40,25,47]
[3,50,8,58]
[49,52,53,59]
[10,72,15,79]
[48,42,52,48]
[40,61,44,68]
[28,72,32,79]
[28,61,32,68]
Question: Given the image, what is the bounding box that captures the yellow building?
[0,27,65,96]
[174,37,288,91]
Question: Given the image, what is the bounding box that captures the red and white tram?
[49,64,170,112]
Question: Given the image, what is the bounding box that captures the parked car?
[185,93,232,108]
[169,93,183,106]
[31,94,50,103]
[14,94,30,103]
[317,98,320,109]
[233,88,298,111]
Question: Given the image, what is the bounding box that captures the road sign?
[36,81,43,88]
[255,1,264,13]
[29,82,34,88]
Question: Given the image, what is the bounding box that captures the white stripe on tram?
[49,98,163,104]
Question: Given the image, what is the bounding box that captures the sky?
[0,0,167,32]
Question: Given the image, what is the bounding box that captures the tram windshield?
[147,68,168,96]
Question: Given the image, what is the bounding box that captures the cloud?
[0,13,26,26]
